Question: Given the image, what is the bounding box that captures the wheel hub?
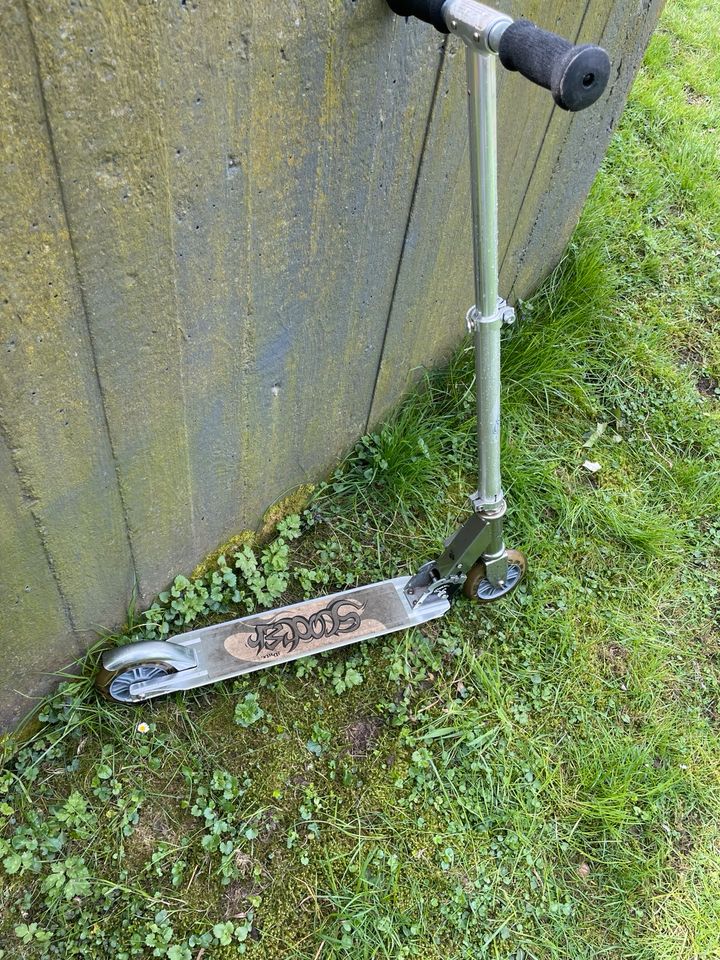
[474,560,523,600]
[108,664,170,704]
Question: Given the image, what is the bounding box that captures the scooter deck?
[126,576,449,700]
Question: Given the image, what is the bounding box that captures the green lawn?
[2,0,719,956]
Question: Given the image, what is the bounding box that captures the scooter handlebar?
[498,19,610,112]
[385,0,449,34]
[385,1,610,112]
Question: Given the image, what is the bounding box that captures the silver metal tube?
[466,47,503,508]
[442,0,513,53]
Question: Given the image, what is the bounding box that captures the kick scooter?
[97,0,610,703]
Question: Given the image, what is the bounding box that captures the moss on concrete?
[189,530,257,581]
[257,484,315,542]
[188,484,315,580]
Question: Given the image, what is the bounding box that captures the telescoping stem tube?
[466,47,503,509]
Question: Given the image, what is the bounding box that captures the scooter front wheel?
[463,548,527,603]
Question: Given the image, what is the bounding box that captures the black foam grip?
[385,0,449,34]
[498,19,610,111]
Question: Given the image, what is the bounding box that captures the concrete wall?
[0,0,663,726]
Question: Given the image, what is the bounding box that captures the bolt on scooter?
[97,0,610,703]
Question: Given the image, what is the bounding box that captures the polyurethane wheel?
[95,662,173,704]
[462,548,527,603]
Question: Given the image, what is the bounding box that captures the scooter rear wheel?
[462,548,527,603]
[96,662,173,704]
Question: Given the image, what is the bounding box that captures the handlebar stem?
[466,45,505,510]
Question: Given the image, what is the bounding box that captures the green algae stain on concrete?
[0,437,74,730]
[25,0,198,599]
[0,1,134,646]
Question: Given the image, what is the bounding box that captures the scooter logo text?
[248,598,365,656]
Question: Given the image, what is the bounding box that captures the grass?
[1,0,720,956]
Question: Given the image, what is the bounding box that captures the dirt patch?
[683,83,711,105]
[675,345,719,398]
[677,343,701,366]
[598,642,630,678]
[222,875,255,918]
[345,716,382,758]
[676,826,694,858]
[696,374,719,398]
[670,812,701,871]
[706,697,719,727]
[123,808,177,869]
